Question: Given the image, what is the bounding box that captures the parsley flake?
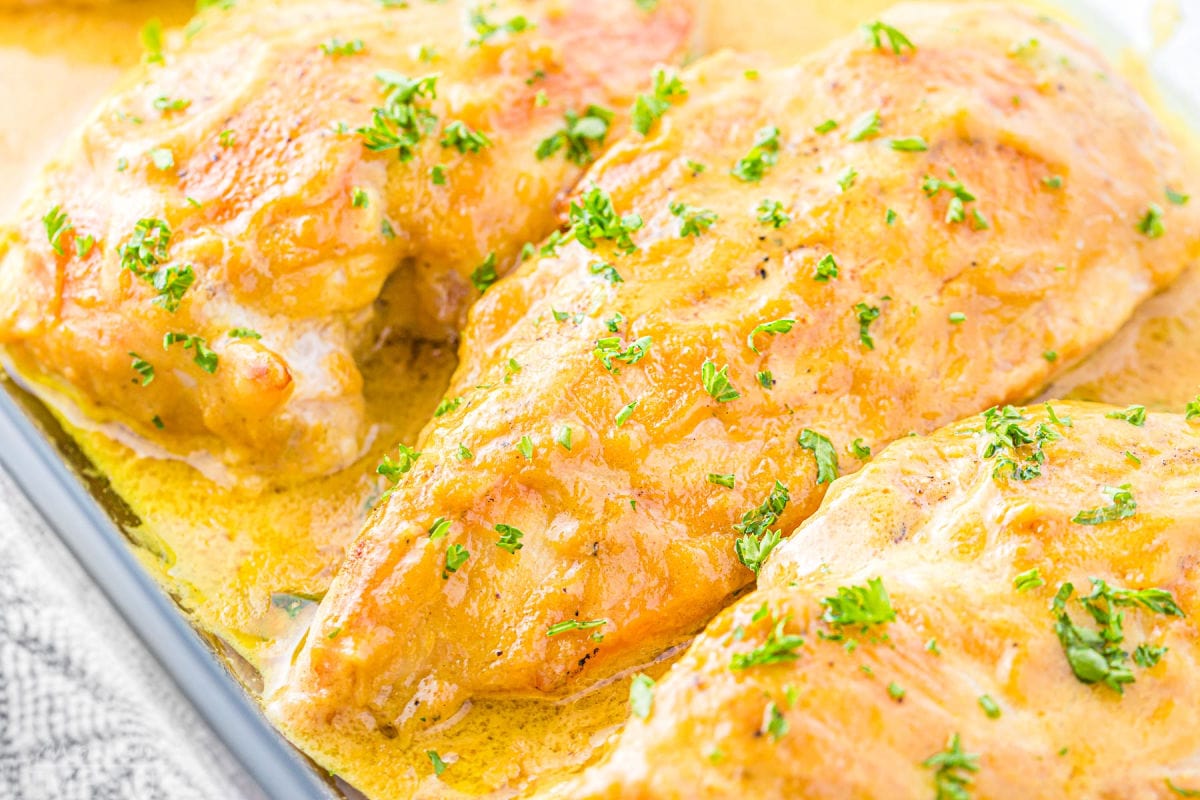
[747,318,795,353]
[731,125,781,183]
[631,68,686,135]
[1072,484,1137,525]
[797,429,838,484]
[669,201,717,237]
[495,523,524,554]
[537,105,613,165]
[701,361,740,403]
[629,673,655,719]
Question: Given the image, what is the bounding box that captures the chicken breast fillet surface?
[268,0,1199,778]
[559,403,1200,799]
[0,0,694,480]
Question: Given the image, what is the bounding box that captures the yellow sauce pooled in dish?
[0,0,1197,797]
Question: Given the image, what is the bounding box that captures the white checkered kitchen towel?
[0,468,260,800]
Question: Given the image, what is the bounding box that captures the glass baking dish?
[0,1,1195,798]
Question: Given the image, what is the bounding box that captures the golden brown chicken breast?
[268,1,1199,785]
[559,402,1200,799]
[0,0,694,480]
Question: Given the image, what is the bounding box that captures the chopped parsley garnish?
[979,405,1062,481]
[1105,404,1146,426]
[1071,484,1137,525]
[42,206,71,255]
[888,136,928,152]
[850,438,871,460]
[568,185,642,253]
[978,695,1000,719]
[351,187,369,208]
[440,120,491,153]
[1167,779,1200,797]
[141,18,164,64]
[762,701,788,741]
[589,262,624,284]
[757,370,774,389]
[669,201,717,237]
[536,106,613,165]
[594,335,652,372]
[75,234,95,258]
[629,673,655,719]
[701,361,740,403]
[814,253,838,282]
[1042,174,1064,189]
[731,125,781,183]
[615,399,639,427]
[923,169,986,227]
[1014,568,1044,592]
[355,72,438,162]
[163,332,218,373]
[546,618,606,636]
[457,443,473,461]
[152,95,191,112]
[434,396,463,417]
[443,544,469,578]
[495,523,524,554]
[707,472,735,489]
[1134,644,1167,668]
[1137,204,1165,238]
[320,37,364,56]
[747,318,795,353]
[631,68,686,135]
[470,251,498,293]
[426,750,448,777]
[554,425,572,450]
[128,353,155,386]
[730,614,804,669]
[836,165,858,192]
[1166,187,1190,206]
[148,147,175,171]
[797,429,838,484]
[734,480,788,574]
[468,8,533,47]
[862,20,915,54]
[814,119,838,134]
[821,578,895,630]
[1052,578,1183,692]
[888,682,906,700]
[377,443,421,483]
[430,164,447,185]
[846,109,881,142]
[853,302,881,349]
[948,311,966,324]
[923,734,979,799]
[1186,395,1200,422]
[604,312,625,332]
[429,517,452,540]
[885,208,897,225]
[517,435,533,459]
[218,129,236,147]
[756,198,791,228]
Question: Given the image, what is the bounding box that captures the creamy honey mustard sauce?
[0,1,1196,797]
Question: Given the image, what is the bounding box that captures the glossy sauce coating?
[561,403,1200,799]
[269,4,1200,793]
[0,0,694,482]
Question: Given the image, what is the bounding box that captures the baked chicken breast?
[0,0,694,480]
[559,402,1200,799]
[269,0,1199,781]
